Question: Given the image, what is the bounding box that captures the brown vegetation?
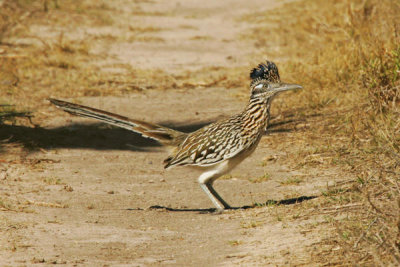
[0,0,399,265]
[243,0,400,264]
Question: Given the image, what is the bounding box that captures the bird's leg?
[199,183,225,212]
[198,170,230,212]
[206,181,231,209]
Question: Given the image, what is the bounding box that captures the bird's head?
[249,61,302,99]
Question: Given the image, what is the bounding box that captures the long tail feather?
[49,98,186,146]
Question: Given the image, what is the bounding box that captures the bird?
[49,61,302,212]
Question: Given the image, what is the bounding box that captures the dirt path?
[1,0,350,266]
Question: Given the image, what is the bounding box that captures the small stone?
[63,185,73,192]
[0,171,7,180]
[264,155,278,161]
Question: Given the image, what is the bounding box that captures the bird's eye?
[254,84,263,89]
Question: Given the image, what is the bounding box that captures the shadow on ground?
[0,120,214,152]
[129,195,318,213]
[0,115,303,153]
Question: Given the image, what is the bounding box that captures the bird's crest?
[250,61,281,84]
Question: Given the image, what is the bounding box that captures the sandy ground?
[0,0,351,266]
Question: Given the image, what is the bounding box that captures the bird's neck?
[241,97,271,132]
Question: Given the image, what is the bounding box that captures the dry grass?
[0,1,245,104]
[280,177,302,186]
[249,172,271,183]
[243,0,400,265]
[1,0,399,265]
[0,0,246,127]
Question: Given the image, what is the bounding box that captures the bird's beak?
[270,83,302,93]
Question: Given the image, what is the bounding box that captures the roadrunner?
[49,61,302,212]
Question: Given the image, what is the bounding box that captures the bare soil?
[0,0,352,266]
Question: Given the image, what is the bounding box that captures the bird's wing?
[164,116,257,168]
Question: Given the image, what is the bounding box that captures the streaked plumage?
[49,60,302,212]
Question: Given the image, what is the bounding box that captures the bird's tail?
[49,98,186,146]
